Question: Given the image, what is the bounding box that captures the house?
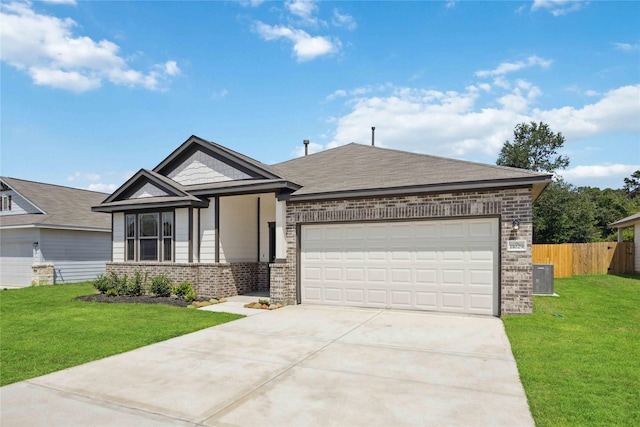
[608,212,640,273]
[93,135,552,316]
[0,177,112,287]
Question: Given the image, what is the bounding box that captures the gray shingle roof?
[0,177,111,230]
[273,143,551,199]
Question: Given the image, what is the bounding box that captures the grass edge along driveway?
[0,283,243,386]
[503,274,640,427]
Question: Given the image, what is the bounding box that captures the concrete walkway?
[0,306,534,426]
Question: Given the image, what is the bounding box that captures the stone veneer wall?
[31,263,55,286]
[270,188,533,315]
[106,262,269,300]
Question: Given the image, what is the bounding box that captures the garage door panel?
[367,289,387,305]
[303,287,322,302]
[323,287,343,302]
[301,218,499,316]
[345,288,365,304]
[415,291,438,308]
[441,293,466,310]
[345,268,364,282]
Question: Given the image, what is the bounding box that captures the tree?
[496,121,569,173]
[623,169,640,199]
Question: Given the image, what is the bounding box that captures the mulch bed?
[76,294,190,307]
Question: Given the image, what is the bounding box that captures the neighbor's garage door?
[301,218,499,316]
[0,241,33,287]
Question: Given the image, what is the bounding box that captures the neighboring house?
[0,177,111,287]
[608,212,640,273]
[93,135,552,316]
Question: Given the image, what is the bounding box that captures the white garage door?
[301,218,499,316]
[0,242,34,287]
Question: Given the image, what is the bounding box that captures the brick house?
[93,135,551,316]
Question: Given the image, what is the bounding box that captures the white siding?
[168,150,250,185]
[192,208,199,262]
[259,195,276,262]
[129,183,168,199]
[175,208,190,262]
[200,201,217,262]
[636,223,640,274]
[0,228,39,287]
[0,189,42,216]
[40,229,111,283]
[219,195,258,262]
[113,212,125,262]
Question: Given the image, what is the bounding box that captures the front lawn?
[503,274,640,427]
[0,283,242,386]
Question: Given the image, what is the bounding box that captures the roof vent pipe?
[303,139,310,156]
[371,127,375,146]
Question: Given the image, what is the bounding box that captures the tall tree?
[623,169,640,199]
[497,121,569,173]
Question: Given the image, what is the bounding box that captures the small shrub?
[93,274,112,294]
[105,288,117,297]
[150,274,172,297]
[173,281,196,302]
[124,271,147,297]
[258,298,270,305]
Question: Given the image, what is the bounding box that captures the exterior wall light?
[33,241,39,249]
[512,219,520,231]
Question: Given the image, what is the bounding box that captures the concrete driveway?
[0,305,533,426]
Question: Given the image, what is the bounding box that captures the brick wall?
[271,188,533,315]
[106,262,269,299]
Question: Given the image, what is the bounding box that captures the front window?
[125,212,172,262]
[139,213,159,261]
[162,212,173,261]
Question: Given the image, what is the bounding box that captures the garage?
[0,240,33,287]
[301,218,499,316]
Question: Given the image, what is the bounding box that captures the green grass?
[0,283,243,386]
[503,274,640,427]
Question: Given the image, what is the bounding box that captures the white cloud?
[88,183,118,193]
[533,85,640,138]
[475,56,552,78]
[326,89,347,100]
[321,73,638,163]
[445,1,457,9]
[332,9,357,30]
[41,0,77,4]
[531,0,587,16]
[613,42,640,52]
[560,164,640,180]
[68,172,101,182]
[0,2,179,92]
[254,21,340,62]
[163,60,181,76]
[286,0,318,20]
[212,88,229,99]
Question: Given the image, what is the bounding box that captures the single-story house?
[608,212,640,273]
[0,177,112,287]
[93,135,552,316]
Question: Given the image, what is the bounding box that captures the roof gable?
[154,135,283,182]
[102,169,195,204]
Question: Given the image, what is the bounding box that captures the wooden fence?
[532,242,635,278]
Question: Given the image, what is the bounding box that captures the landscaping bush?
[124,271,147,297]
[92,274,112,294]
[173,281,196,302]
[150,275,172,297]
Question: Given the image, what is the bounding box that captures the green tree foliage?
[497,121,569,173]
[623,169,640,199]
[533,181,640,244]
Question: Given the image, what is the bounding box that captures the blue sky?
[1,0,639,193]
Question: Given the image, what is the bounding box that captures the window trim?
[1,195,11,212]
[125,211,174,263]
